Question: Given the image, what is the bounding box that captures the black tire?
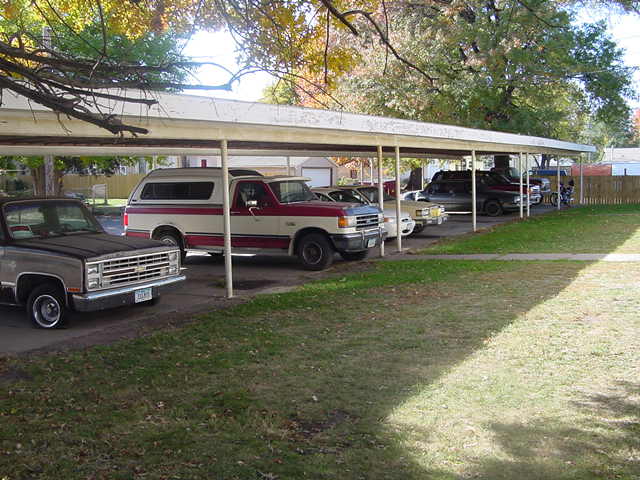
[549,193,559,207]
[298,233,334,271]
[484,200,503,217]
[411,224,425,235]
[340,250,368,262]
[27,283,68,329]
[154,231,186,262]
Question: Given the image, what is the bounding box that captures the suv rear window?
[140,182,214,200]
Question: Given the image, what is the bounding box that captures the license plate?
[134,287,153,303]
[367,238,376,248]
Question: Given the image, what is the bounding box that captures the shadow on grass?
[469,381,640,480]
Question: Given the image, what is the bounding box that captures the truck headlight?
[88,279,100,289]
[87,264,99,275]
[168,251,179,263]
[416,208,429,217]
[338,216,357,228]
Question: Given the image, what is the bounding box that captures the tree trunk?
[540,154,551,169]
[406,167,424,191]
[493,155,511,170]
[31,165,63,196]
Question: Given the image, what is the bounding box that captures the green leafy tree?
[330,1,634,149]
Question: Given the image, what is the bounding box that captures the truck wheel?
[155,231,186,262]
[340,250,368,261]
[484,200,503,217]
[298,233,334,271]
[27,284,67,329]
[411,224,425,235]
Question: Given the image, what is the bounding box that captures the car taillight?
[123,212,129,227]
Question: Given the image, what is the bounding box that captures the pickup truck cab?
[125,168,385,271]
[336,185,448,234]
[0,198,185,329]
[311,187,415,238]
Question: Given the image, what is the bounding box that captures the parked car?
[421,178,528,216]
[335,184,447,234]
[431,170,542,204]
[0,198,185,329]
[125,168,385,271]
[312,187,415,239]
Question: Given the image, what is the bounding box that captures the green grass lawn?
[420,204,640,254]
[2,253,640,479]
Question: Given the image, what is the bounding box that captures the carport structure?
[0,90,595,297]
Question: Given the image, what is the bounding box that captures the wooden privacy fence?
[544,176,640,205]
[62,174,146,199]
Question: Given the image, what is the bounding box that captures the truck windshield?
[270,181,316,203]
[356,187,394,203]
[4,201,101,240]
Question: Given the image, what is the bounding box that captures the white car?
[337,185,448,234]
[312,187,415,238]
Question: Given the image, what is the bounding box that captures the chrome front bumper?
[422,214,449,226]
[72,275,186,312]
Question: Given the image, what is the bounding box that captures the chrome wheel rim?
[33,295,61,328]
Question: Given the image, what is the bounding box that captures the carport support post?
[519,152,524,218]
[395,146,402,253]
[377,146,385,258]
[471,150,477,232]
[526,153,531,217]
[221,139,233,299]
[580,153,586,204]
[286,156,292,176]
[556,155,561,211]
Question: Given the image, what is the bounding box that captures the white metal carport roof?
[0,89,595,298]
[0,89,594,157]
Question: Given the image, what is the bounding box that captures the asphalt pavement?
[0,206,555,355]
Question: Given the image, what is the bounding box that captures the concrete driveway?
[0,206,554,355]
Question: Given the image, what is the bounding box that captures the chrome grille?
[356,214,379,230]
[100,252,172,287]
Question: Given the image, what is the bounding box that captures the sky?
[183,9,640,109]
